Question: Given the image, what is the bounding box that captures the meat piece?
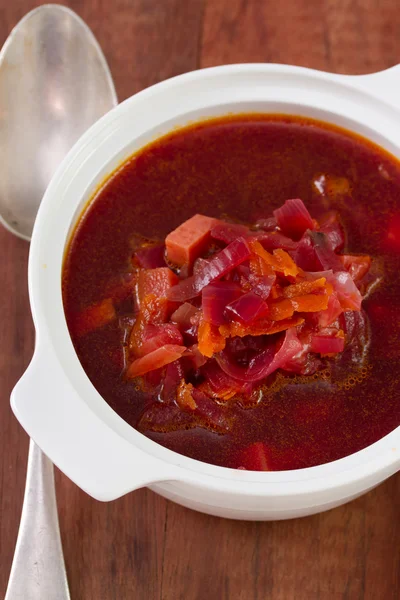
[165,214,217,267]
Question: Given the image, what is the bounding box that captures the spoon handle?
[5,439,70,600]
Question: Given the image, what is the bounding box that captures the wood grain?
[0,1,399,598]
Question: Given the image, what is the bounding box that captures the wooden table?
[1,1,399,598]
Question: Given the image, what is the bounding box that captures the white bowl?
[11,64,400,520]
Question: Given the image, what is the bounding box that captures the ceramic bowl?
[12,64,400,520]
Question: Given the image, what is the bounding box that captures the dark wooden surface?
[1,1,399,598]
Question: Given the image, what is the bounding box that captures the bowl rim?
[19,62,400,498]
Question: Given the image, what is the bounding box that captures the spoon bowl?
[2,5,117,599]
[0,4,117,240]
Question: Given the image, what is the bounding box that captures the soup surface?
[63,114,400,470]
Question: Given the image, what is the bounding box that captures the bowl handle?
[346,65,400,106]
[11,348,183,501]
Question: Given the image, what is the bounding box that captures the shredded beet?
[202,281,242,326]
[211,221,250,244]
[273,198,315,240]
[256,231,298,251]
[225,291,269,324]
[139,323,183,356]
[78,200,374,433]
[168,237,251,301]
[318,211,345,252]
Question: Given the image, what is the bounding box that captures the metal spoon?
[1,5,117,598]
[0,4,117,240]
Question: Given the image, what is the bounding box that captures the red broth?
[62,115,400,470]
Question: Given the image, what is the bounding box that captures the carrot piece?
[138,267,179,302]
[219,316,304,338]
[273,248,300,277]
[126,344,186,378]
[198,319,226,357]
[250,240,276,267]
[249,254,274,277]
[165,214,218,267]
[268,298,295,321]
[73,298,116,337]
[291,292,329,313]
[137,268,178,322]
[129,294,169,356]
[250,240,299,277]
[176,380,197,410]
[283,277,327,298]
[269,285,282,300]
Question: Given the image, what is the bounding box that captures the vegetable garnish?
[63,114,397,472]
[90,199,371,414]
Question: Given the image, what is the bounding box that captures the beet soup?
[62,115,400,471]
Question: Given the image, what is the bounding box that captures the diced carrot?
[73,298,116,337]
[291,292,329,313]
[250,240,299,277]
[126,344,186,378]
[249,254,274,277]
[268,298,295,321]
[321,175,351,197]
[273,249,300,277]
[137,268,179,322]
[129,294,169,356]
[176,380,197,410]
[218,323,233,338]
[269,284,282,300]
[250,240,276,267]
[141,294,168,322]
[129,313,146,356]
[138,267,179,302]
[283,277,327,298]
[165,214,218,267]
[198,319,226,357]
[219,316,304,338]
